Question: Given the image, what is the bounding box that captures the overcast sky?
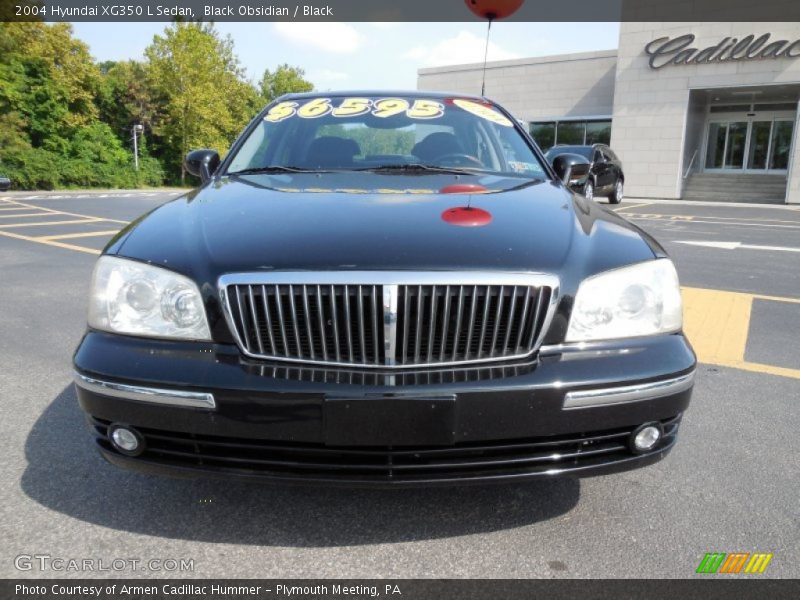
[71,21,620,91]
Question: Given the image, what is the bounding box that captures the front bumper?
[74,331,696,486]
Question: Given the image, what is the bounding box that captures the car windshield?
[545,146,593,160]
[226,95,548,179]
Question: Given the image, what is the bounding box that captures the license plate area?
[324,395,456,446]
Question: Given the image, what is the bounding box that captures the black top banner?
[2,0,800,22]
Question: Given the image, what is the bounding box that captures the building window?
[529,122,555,151]
[556,122,584,145]
[585,121,612,145]
[529,119,612,151]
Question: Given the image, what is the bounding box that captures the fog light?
[630,423,663,454]
[108,424,144,456]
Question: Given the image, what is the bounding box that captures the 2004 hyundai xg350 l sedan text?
[73,92,696,486]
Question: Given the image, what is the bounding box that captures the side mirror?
[550,153,591,192]
[184,149,220,183]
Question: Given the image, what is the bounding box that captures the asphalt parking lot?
[0,189,798,579]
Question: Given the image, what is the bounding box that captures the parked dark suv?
[0,175,10,192]
[545,144,624,204]
[73,92,694,486]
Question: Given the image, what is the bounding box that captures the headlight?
[566,259,682,342]
[88,256,211,340]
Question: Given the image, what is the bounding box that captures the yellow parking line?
[0,206,36,212]
[731,361,800,380]
[618,210,800,224]
[614,202,651,212]
[682,286,800,380]
[0,212,51,219]
[699,214,800,225]
[0,229,100,254]
[38,229,120,241]
[629,214,800,229]
[752,292,800,305]
[0,218,100,229]
[5,200,128,224]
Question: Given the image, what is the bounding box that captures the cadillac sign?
[645,33,800,69]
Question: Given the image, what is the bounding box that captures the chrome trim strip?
[515,287,532,350]
[563,371,695,410]
[329,284,341,362]
[220,271,561,287]
[452,286,466,361]
[73,372,216,409]
[261,284,276,355]
[218,271,560,370]
[439,285,451,362]
[371,285,380,365]
[383,284,398,366]
[316,285,328,361]
[248,285,264,355]
[301,284,315,360]
[343,285,354,362]
[539,338,665,356]
[489,284,504,356]
[357,285,367,364]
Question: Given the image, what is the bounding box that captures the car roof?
[280,90,491,102]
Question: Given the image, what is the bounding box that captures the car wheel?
[583,180,594,201]
[609,179,623,204]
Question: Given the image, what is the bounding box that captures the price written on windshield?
[264,98,446,122]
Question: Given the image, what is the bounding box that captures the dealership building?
[418,22,800,204]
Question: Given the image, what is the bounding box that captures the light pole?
[132,123,144,171]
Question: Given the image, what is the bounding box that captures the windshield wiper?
[351,163,478,175]
[227,165,324,175]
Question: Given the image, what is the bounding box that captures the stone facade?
[613,22,800,203]
[417,50,617,122]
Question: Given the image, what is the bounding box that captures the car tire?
[609,179,623,204]
[583,180,594,201]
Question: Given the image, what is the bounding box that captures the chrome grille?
[220,273,558,369]
[229,284,384,365]
[396,285,550,365]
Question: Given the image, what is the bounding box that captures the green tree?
[97,60,161,139]
[0,23,156,190]
[259,64,314,103]
[64,122,162,188]
[6,22,101,129]
[145,22,261,183]
[0,21,315,190]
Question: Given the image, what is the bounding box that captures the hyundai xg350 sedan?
[73,92,695,486]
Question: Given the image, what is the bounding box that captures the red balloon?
[441,206,493,227]
[439,183,489,194]
[464,0,524,20]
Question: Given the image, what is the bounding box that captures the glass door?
[705,121,748,170]
[704,115,795,173]
[726,122,747,169]
[747,121,772,170]
[769,120,794,171]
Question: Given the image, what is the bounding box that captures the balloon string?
[481,18,493,96]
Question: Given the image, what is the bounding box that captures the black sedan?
[545,144,625,204]
[73,92,695,486]
[0,175,10,191]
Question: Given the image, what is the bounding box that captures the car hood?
[110,171,662,305]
